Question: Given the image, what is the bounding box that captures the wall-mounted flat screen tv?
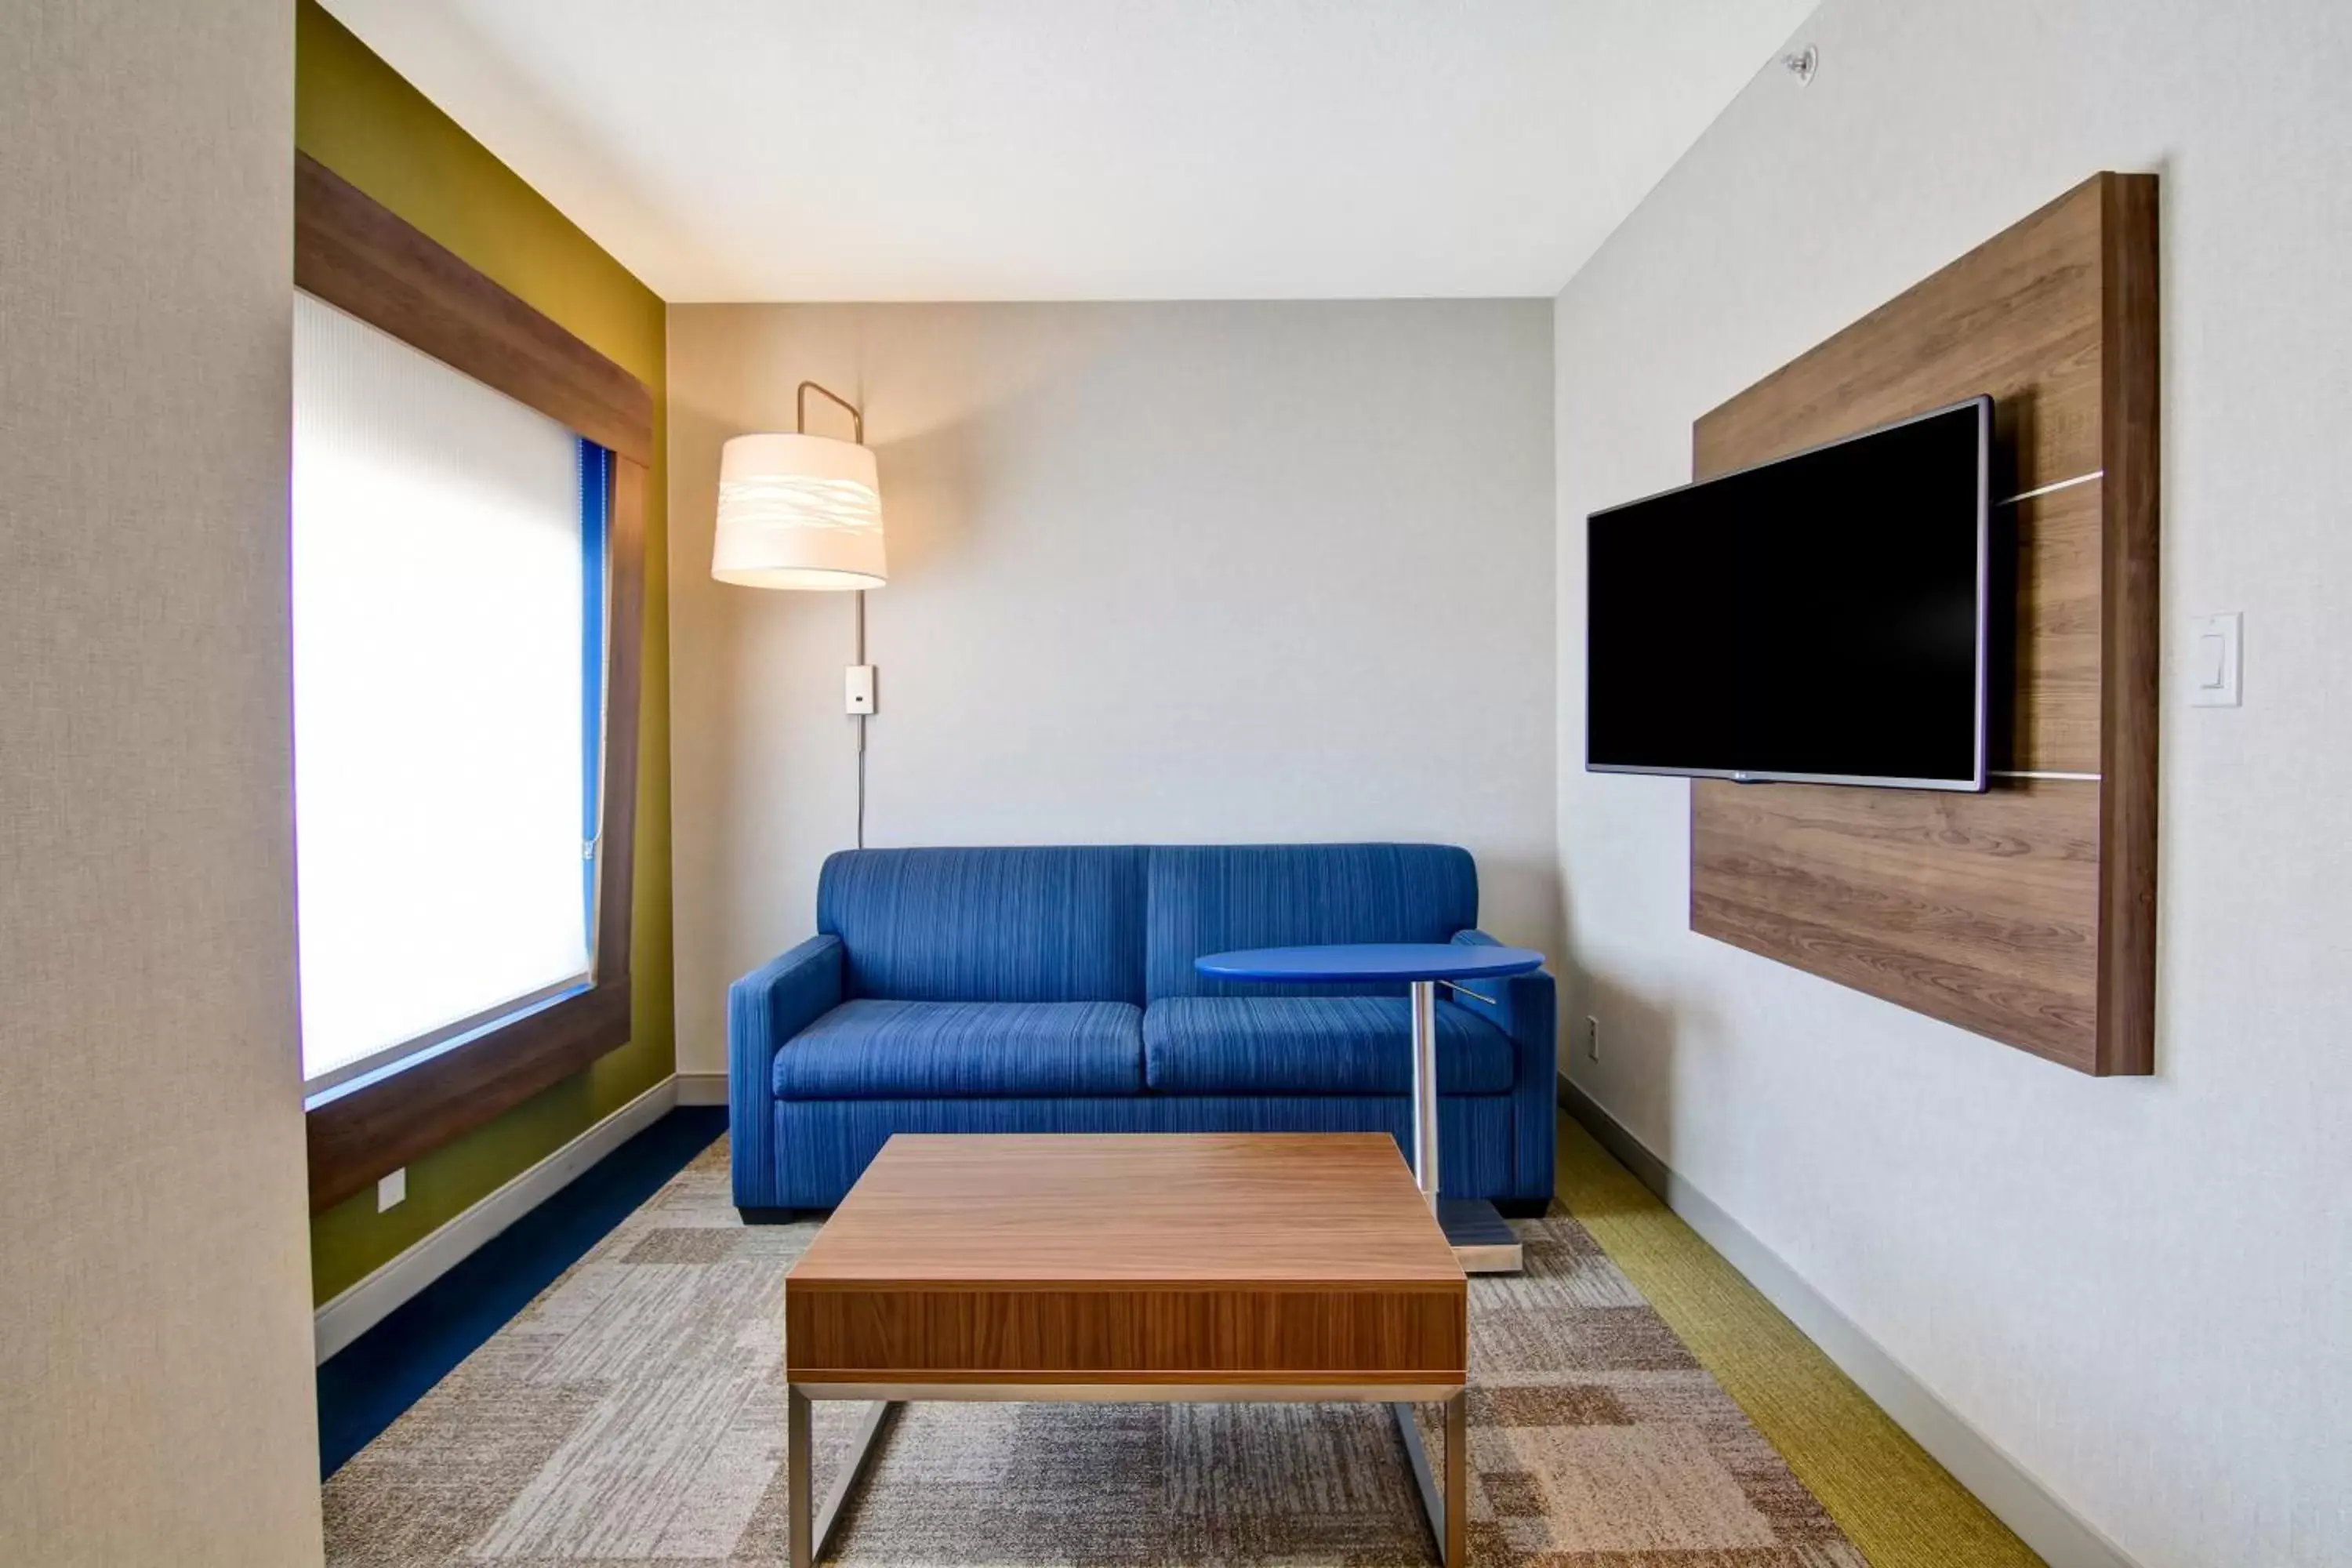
[1586,395,1991,792]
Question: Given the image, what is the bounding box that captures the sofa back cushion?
[818,846,1148,1004]
[1145,844,1478,1000]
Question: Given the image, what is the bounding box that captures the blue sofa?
[728,843,1555,1214]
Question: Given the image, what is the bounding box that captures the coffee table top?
[1195,942,1545,983]
[789,1132,1461,1288]
[786,1134,1467,1387]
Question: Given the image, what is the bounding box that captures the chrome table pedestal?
[1410,978,1523,1273]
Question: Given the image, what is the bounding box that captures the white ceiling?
[321,0,1815,302]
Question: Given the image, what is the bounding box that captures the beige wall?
[668,301,1557,1073]
[1553,2,2352,1564]
[2,3,322,1563]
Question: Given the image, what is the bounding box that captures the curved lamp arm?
[797,379,863,443]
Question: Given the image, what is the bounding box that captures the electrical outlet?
[377,1167,406,1212]
[1584,1015,1602,1062]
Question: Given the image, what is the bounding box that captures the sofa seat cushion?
[1142,996,1514,1096]
[774,1000,1145,1099]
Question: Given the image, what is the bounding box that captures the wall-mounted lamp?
[712,381,885,590]
[712,380,884,844]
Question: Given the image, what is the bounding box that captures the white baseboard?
[1556,1076,2138,1568]
[674,1071,730,1107]
[313,1075,680,1364]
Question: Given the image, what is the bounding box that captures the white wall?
[670,301,1555,1072]
[1554,3,2351,1566]
[1,2,323,1563]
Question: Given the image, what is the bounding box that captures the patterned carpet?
[325,1138,1867,1566]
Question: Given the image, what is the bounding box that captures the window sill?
[303,978,593,1109]
[303,977,632,1213]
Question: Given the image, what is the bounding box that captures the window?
[291,292,607,1091]
[292,150,648,1212]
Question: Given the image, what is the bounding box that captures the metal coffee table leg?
[792,1384,1465,1566]
[787,1389,896,1568]
[786,1386,810,1568]
[1392,1392,1471,1565]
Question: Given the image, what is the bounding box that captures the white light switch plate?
[2190,612,2241,706]
[844,663,877,715]
[377,1167,407,1211]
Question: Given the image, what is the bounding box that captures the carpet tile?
[325,1135,1866,1566]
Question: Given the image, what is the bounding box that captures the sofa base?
[739,1200,1557,1225]
[746,1091,1537,1211]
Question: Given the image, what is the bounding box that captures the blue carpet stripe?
[314,1107,727,1478]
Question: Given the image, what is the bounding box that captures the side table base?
[1439,1197,1523,1274]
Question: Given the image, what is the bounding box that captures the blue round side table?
[1194,942,1545,1273]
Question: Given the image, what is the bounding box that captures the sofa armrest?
[1451,928,1558,1204]
[727,934,844,1207]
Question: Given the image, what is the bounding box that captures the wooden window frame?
[295,152,654,1212]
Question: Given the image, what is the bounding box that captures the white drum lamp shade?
[712,432,886,590]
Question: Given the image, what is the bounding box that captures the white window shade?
[292,292,591,1088]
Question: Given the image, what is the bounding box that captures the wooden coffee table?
[783,1132,1470,1565]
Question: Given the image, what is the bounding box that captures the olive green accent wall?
[297,0,675,1307]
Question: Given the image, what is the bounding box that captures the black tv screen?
[1586,397,1991,792]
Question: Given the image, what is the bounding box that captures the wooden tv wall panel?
[1688,172,2158,1076]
